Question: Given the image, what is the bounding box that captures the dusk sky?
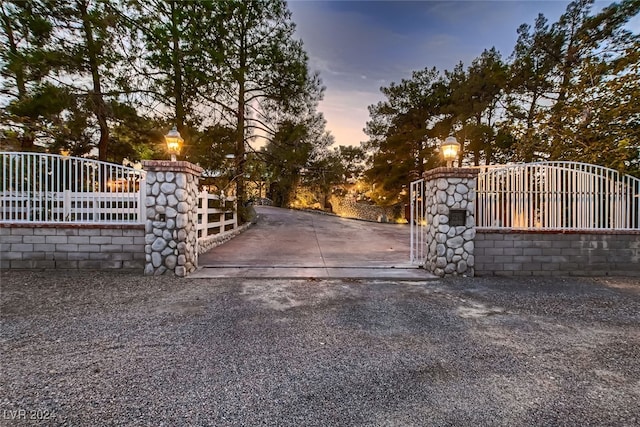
[287,0,638,148]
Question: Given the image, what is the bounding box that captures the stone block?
[68,252,91,260]
[123,244,145,253]
[503,247,523,256]
[11,243,33,252]
[55,244,79,252]
[494,271,514,277]
[11,228,34,236]
[78,244,101,253]
[521,263,542,271]
[160,182,177,194]
[502,263,521,271]
[68,236,92,244]
[100,228,123,237]
[494,240,514,248]
[99,261,123,269]
[112,237,135,245]
[22,260,56,269]
[56,260,79,269]
[523,248,542,256]
[513,270,533,276]
[123,260,145,270]
[110,252,133,261]
[45,235,67,244]
[76,260,103,269]
[484,247,504,256]
[23,235,46,244]
[78,228,102,236]
[56,228,78,236]
[2,251,22,260]
[100,244,124,253]
[513,255,532,263]
[89,236,112,244]
[532,270,553,276]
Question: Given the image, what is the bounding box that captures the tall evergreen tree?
[0,0,61,150]
[201,0,322,216]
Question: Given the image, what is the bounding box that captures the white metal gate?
[0,152,146,224]
[410,178,427,265]
[409,161,640,265]
[476,162,640,230]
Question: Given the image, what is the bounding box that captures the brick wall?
[475,230,640,276]
[0,224,145,270]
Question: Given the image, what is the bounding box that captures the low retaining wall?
[0,224,145,270]
[329,196,402,222]
[475,229,640,276]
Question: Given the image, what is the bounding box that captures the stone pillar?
[423,167,478,277]
[142,160,203,277]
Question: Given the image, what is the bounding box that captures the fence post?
[138,178,147,224]
[422,167,478,277]
[63,189,71,221]
[142,160,203,277]
[199,190,208,239]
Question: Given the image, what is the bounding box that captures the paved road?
[195,207,431,279]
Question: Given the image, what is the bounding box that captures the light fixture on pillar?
[441,136,460,167]
[165,126,184,161]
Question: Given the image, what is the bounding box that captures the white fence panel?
[476,162,640,230]
[197,191,238,240]
[1,152,145,224]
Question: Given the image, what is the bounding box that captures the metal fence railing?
[0,152,146,224]
[410,178,427,265]
[476,162,640,230]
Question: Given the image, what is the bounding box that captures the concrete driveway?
[195,207,431,279]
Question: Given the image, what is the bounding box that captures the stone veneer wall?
[475,230,640,276]
[0,224,145,269]
[423,168,478,277]
[329,196,402,222]
[143,160,203,277]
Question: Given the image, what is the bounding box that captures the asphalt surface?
[1,270,639,426]
[194,207,431,280]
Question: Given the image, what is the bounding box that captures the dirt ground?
[1,271,639,426]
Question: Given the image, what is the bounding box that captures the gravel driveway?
[1,271,639,426]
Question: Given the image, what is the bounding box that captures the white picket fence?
[196,191,238,239]
[476,162,640,230]
[1,152,241,241]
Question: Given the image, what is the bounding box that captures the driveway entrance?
[193,206,433,279]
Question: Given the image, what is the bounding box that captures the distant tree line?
[364,0,640,205]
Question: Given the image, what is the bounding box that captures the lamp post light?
[441,135,460,167]
[165,126,184,161]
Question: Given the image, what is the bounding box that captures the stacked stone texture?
[143,161,202,277]
[329,196,403,223]
[423,169,477,277]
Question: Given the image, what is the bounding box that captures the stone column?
[423,167,478,277]
[142,160,203,277]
